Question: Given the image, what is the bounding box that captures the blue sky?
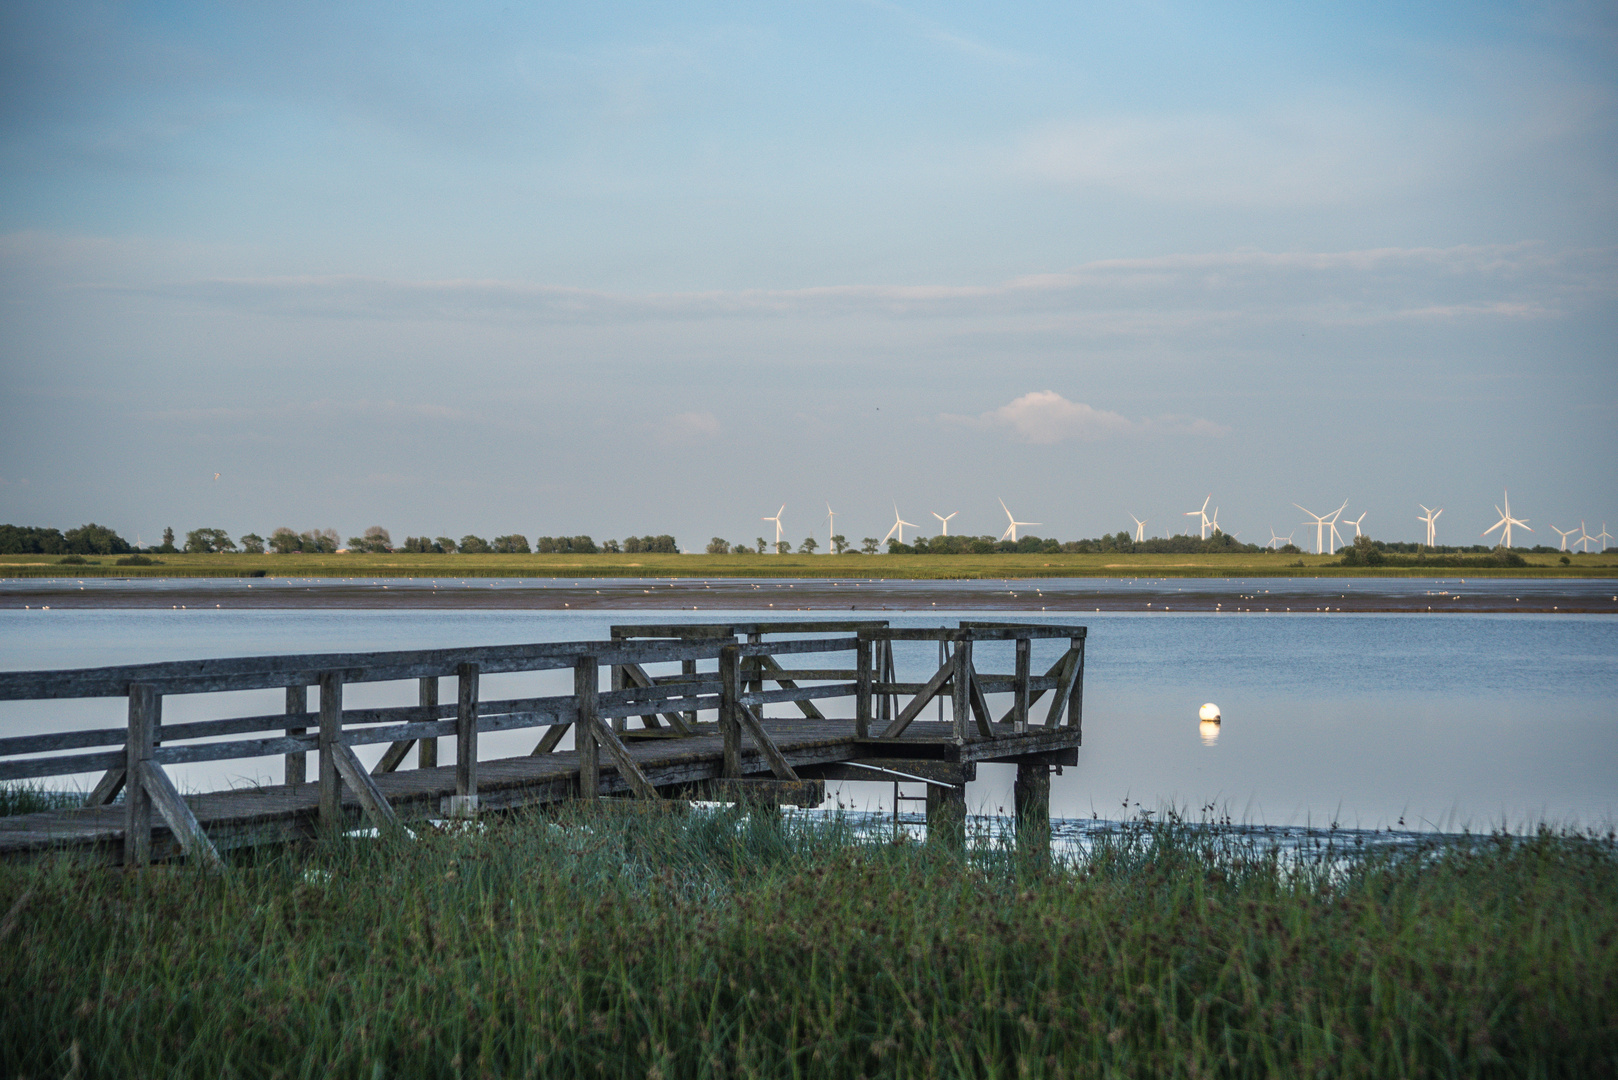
[2,1,1614,549]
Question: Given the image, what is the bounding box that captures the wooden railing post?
[719,644,742,778]
[575,656,599,799]
[318,673,343,828]
[1069,637,1084,734]
[449,662,479,816]
[951,637,971,742]
[285,685,308,789]
[880,640,895,725]
[855,637,872,739]
[124,683,158,867]
[1013,637,1031,734]
[681,657,698,729]
[419,676,439,768]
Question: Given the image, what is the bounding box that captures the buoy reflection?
[1199,719,1221,746]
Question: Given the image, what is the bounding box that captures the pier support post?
[418,677,439,768]
[575,656,599,799]
[124,683,158,867]
[1013,637,1031,734]
[951,638,972,742]
[925,782,966,851]
[284,685,307,790]
[318,673,343,829]
[855,637,872,739]
[719,645,742,778]
[1014,761,1052,863]
[449,663,479,816]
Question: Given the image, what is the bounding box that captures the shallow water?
[1,605,1613,830]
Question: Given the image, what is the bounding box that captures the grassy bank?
[3,550,1615,579]
[2,806,1613,1078]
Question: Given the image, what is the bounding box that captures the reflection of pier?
[0,620,1084,866]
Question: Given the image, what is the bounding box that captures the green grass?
[2,806,1613,1077]
[0,783,81,817]
[3,550,1615,579]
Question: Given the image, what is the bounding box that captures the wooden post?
[746,632,763,720]
[1014,761,1051,863]
[285,685,308,789]
[681,657,697,729]
[124,683,158,867]
[449,662,479,816]
[418,677,439,768]
[925,783,966,851]
[575,656,599,799]
[1069,637,1085,737]
[318,673,343,829]
[719,645,742,778]
[951,638,971,742]
[855,637,872,739]
[1013,637,1031,734]
[879,640,895,725]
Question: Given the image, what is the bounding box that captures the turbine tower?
[825,503,836,554]
[762,505,785,552]
[1343,511,1367,539]
[998,498,1040,543]
[1577,521,1592,553]
[1595,524,1614,552]
[1418,505,1443,547]
[881,505,918,547]
[1184,495,1212,540]
[1550,525,1578,552]
[1129,515,1147,542]
[931,511,957,536]
[1267,528,1294,550]
[1294,501,1347,555]
[1482,490,1531,548]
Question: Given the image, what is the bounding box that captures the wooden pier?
[0,620,1084,866]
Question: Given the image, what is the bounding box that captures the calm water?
[1,607,1613,830]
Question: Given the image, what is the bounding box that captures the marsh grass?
[2,805,1614,1078]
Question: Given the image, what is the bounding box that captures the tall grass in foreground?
[2,806,1613,1079]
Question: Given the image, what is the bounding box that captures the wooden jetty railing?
[0,621,1085,866]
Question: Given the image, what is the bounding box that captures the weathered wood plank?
[737,684,856,708]
[284,685,307,790]
[758,655,827,720]
[719,646,741,778]
[530,724,571,755]
[1045,648,1081,728]
[879,655,955,739]
[125,684,157,867]
[0,749,127,782]
[329,742,407,837]
[136,760,224,871]
[734,703,800,781]
[736,637,858,658]
[575,657,599,799]
[587,716,661,800]
[455,663,479,810]
[318,674,343,828]
[617,663,694,735]
[418,677,439,768]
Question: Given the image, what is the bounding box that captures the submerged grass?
[2,805,1614,1078]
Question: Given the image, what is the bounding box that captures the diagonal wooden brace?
[997,654,1069,725]
[734,703,800,781]
[330,741,409,837]
[881,653,957,738]
[135,760,224,871]
[758,655,826,720]
[968,662,994,739]
[587,715,661,800]
[618,663,694,735]
[1044,649,1081,727]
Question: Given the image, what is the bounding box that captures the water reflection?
[1199,719,1221,746]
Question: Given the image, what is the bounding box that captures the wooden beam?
[82,763,125,808]
[757,655,826,720]
[418,676,439,768]
[968,660,994,739]
[329,741,407,837]
[285,685,307,789]
[719,645,742,778]
[575,657,599,799]
[318,673,343,829]
[124,683,157,867]
[879,654,956,739]
[734,703,800,781]
[586,716,661,800]
[453,662,479,815]
[135,759,224,871]
[371,737,414,776]
[702,778,824,807]
[855,638,872,739]
[997,655,1068,725]
[952,639,971,742]
[1045,649,1080,728]
[531,723,571,755]
[617,662,694,735]
[1012,637,1030,734]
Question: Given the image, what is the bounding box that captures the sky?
[1,1,1614,551]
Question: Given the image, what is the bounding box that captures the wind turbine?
[1343,511,1367,539]
[1550,525,1578,552]
[762,506,785,553]
[1184,496,1212,540]
[1267,528,1294,550]
[1577,521,1592,553]
[1595,524,1614,552]
[1209,507,1222,535]
[881,505,918,547]
[825,503,837,554]
[1418,505,1443,547]
[1129,515,1146,542]
[1482,490,1531,548]
[998,498,1040,543]
[1294,501,1348,555]
[931,511,957,536]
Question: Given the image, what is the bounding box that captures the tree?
[831,534,848,554]
[434,536,458,553]
[184,528,236,553]
[775,540,790,555]
[860,537,879,554]
[798,537,818,554]
[159,527,177,554]
[239,533,266,554]
[63,523,131,555]
[459,535,490,553]
[706,537,731,554]
[300,529,338,553]
[492,534,531,553]
[601,539,621,553]
[756,537,767,555]
[346,526,393,554]
[269,527,301,554]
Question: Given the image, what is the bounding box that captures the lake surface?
[2,600,1613,831]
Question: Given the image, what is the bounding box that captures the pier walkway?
[0,621,1084,866]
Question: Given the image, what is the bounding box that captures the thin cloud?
[942,391,1229,444]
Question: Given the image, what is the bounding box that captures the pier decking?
[0,621,1084,865]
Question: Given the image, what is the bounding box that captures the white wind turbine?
[931,511,957,536]
[762,505,785,553]
[1550,525,1578,552]
[998,498,1040,543]
[1209,507,1223,535]
[1594,524,1614,552]
[1482,490,1531,548]
[1343,511,1367,539]
[1577,521,1592,553]
[1267,528,1294,550]
[1418,505,1443,547]
[1294,501,1348,555]
[1184,495,1212,540]
[881,505,917,547]
[1129,515,1147,542]
[825,503,837,554]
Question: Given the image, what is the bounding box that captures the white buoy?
[1198,702,1221,722]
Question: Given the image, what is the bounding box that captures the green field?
[1,804,1612,1078]
[3,550,1615,579]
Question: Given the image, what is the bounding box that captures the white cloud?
[943,391,1228,444]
